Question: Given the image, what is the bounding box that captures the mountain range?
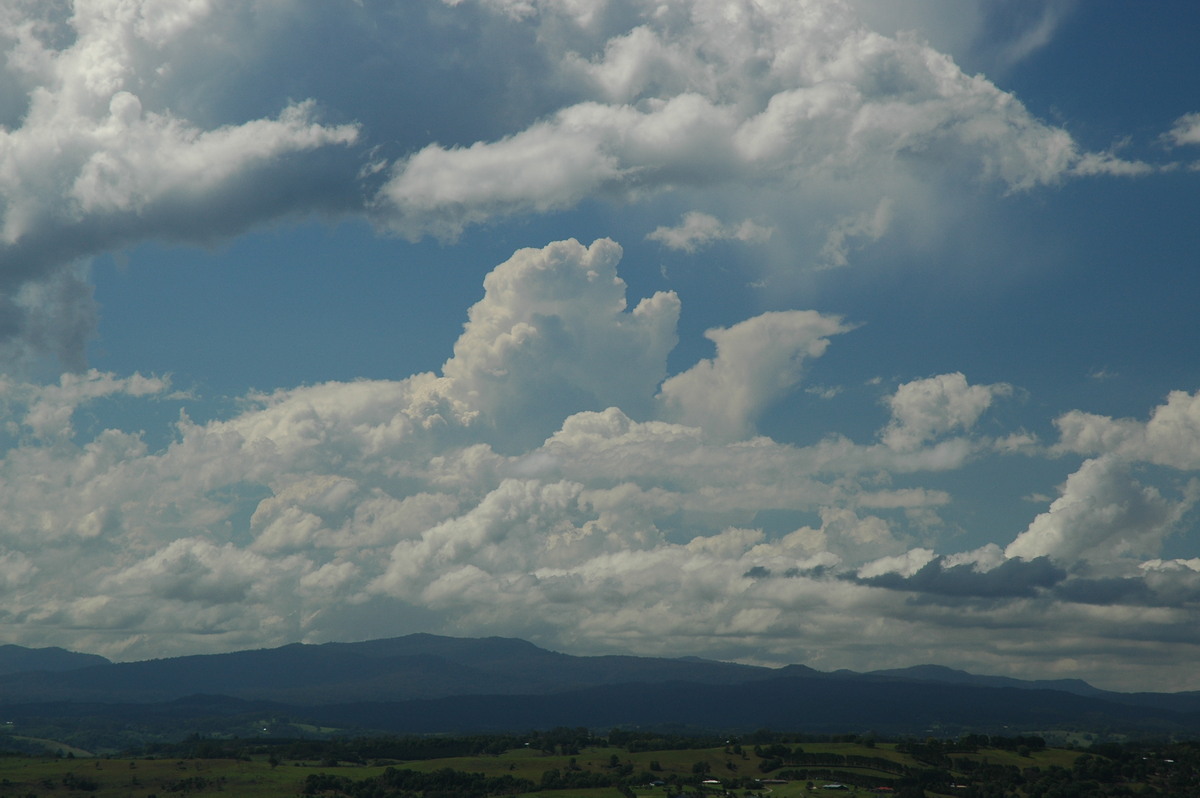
[1,635,1199,742]
[0,645,108,677]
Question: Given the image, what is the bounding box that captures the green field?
[0,736,1190,797]
[0,750,875,798]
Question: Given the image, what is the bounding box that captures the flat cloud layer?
[0,0,1197,692]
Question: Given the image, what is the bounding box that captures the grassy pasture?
[0,747,829,798]
[0,756,424,798]
[0,756,299,797]
[947,745,1081,770]
[0,740,1103,798]
[395,744,749,781]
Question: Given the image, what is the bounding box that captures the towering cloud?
[442,238,679,448]
[0,0,1162,371]
[657,311,851,441]
[0,1,1196,694]
[1006,456,1191,564]
[0,234,1193,690]
[376,0,1114,244]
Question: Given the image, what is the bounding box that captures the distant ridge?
[0,633,775,705]
[866,664,1107,698]
[2,635,1200,739]
[0,644,109,676]
[297,675,1200,737]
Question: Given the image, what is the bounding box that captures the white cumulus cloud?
[0,0,359,368]
[647,211,773,252]
[1005,456,1194,564]
[657,310,853,441]
[374,0,1134,246]
[882,372,1011,452]
[442,238,680,449]
[1167,112,1200,147]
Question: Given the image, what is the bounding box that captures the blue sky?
[3,0,1200,692]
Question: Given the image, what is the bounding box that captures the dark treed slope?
[0,634,775,705]
[865,664,1108,698]
[862,663,1200,714]
[300,675,1200,737]
[3,634,1200,739]
[0,644,109,676]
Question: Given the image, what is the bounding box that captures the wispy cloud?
[1165,113,1200,147]
[647,212,773,253]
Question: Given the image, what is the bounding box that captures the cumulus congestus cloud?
[0,0,1166,370]
[0,0,1198,694]
[0,0,360,368]
[0,239,937,662]
[0,236,1195,691]
[375,0,1102,241]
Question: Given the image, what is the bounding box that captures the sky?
[1,0,1200,693]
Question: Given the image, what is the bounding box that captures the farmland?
[0,731,1196,797]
